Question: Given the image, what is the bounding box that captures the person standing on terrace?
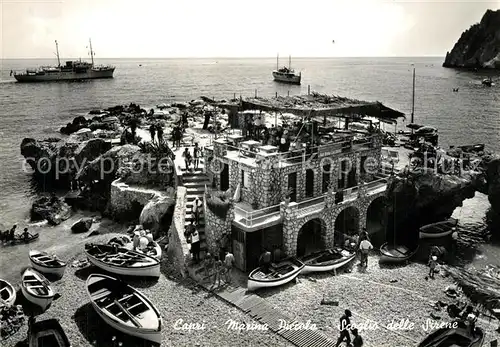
[183,148,192,171]
[193,143,201,169]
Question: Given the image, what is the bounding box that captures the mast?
[55,40,61,67]
[89,38,94,66]
[277,53,279,70]
[411,66,415,132]
[289,55,291,70]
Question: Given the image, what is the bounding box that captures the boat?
[29,250,67,278]
[419,218,458,239]
[457,144,485,153]
[29,318,71,347]
[379,243,419,264]
[272,54,301,85]
[108,236,163,260]
[0,279,16,306]
[482,78,492,86]
[247,257,305,291]
[12,39,115,83]
[85,243,160,277]
[86,273,162,344]
[3,233,39,245]
[417,323,484,347]
[299,248,355,274]
[21,268,55,310]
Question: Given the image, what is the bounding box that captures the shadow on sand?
[74,265,159,288]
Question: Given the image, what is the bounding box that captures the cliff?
[443,9,500,69]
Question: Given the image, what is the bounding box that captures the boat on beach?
[85,243,160,277]
[0,279,16,306]
[379,243,419,264]
[419,218,458,239]
[108,235,163,260]
[2,233,39,245]
[29,318,71,347]
[29,250,67,278]
[299,248,355,274]
[272,54,301,85]
[21,268,55,310]
[86,273,162,344]
[247,257,305,291]
[417,323,484,347]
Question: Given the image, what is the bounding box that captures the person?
[21,228,30,241]
[132,231,141,251]
[428,255,438,279]
[465,308,478,337]
[191,228,200,263]
[335,309,353,347]
[184,220,196,240]
[156,124,164,144]
[204,252,214,279]
[352,328,363,347]
[182,148,192,170]
[359,237,373,267]
[224,250,235,284]
[259,250,272,273]
[149,124,156,144]
[9,225,17,242]
[272,245,282,262]
[193,143,201,170]
[193,196,203,224]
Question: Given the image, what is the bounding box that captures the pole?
[276,53,279,70]
[411,66,415,133]
[255,89,257,98]
[308,85,310,95]
[289,55,291,70]
[214,109,218,140]
[55,40,61,67]
[89,38,94,66]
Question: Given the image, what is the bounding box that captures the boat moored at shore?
[300,248,355,274]
[247,257,305,291]
[419,218,458,239]
[21,268,55,310]
[29,250,67,278]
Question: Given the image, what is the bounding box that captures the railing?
[233,203,281,227]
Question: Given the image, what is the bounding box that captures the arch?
[365,196,388,246]
[296,218,327,257]
[334,206,359,246]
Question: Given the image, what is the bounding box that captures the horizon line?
[1,55,446,60]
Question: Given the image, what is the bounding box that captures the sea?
[1,57,499,269]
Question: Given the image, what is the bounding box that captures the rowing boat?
[29,250,67,278]
[29,318,71,347]
[0,279,16,306]
[86,273,162,344]
[419,218,458,239]
[21,268,55,310]
[300,248,355,274]
[417,323,484,347]
[108,236,162,260]
[379,243,419,264]
[247,257,304,291]
[85,243,160,277]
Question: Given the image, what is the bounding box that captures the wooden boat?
[85,244,160,277]
[86,273,162,344]
[379,243,419,264]
[21,268,55,310]
[419,218,458,239]
[3,233,39,245]
[29,318,71,347]
[417,323,484,347]
[29,250,67,278]
[0,279,16,306]
[300,248,355,274]
[247,257,305,291]
[108,236,162,260]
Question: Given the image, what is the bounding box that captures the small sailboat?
[417,323,484,347]
[29,250,67,278]
[379,243,419,264]
[247,257,304,291]
[419,218,458,239]
[0,279,16,306]
[300,248,355,274]
[29,318,71,347]
[21,268,55,310]
[272,54,301,85]
[85,243,160,277]
[86,273,162,344]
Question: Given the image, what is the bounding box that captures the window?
[241,170,250,188]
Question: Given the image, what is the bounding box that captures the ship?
[11,39,115,83]
[272,54,301,85]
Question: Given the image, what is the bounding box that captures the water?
[1,57,499,267]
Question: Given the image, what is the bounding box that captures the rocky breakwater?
[443,9,500,69]
[481,154,500,234]
[385,169,482,244]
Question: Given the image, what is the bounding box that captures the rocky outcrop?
[443,9,500,69]
[71,217,93,233]
[481,154,500,234]
[139,191,176,237]
[167,187,191,277]
[31,195,72,225]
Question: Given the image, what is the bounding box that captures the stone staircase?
[180,165,210,261]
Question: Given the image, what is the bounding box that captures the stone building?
[202,94,404,271]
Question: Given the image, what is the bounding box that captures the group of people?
[203,250,235,290]
[182,143,203,171]
[149,123,165,144]
[0,225,31,243]
[344,229,374,268]
[334,309,364,347]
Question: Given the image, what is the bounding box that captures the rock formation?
[481,154,500,235]
[139,192,176,237]
[31,195,72,225]
[443,9,500,69]
[71,217,93,233]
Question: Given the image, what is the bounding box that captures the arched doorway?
[296,218,326,257]
[334,206,359,246]
[366,197,387,246]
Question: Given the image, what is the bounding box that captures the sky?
[1,0,499,58]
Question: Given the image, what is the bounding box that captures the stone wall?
[167,187,191,277]
[204,193,235,256]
